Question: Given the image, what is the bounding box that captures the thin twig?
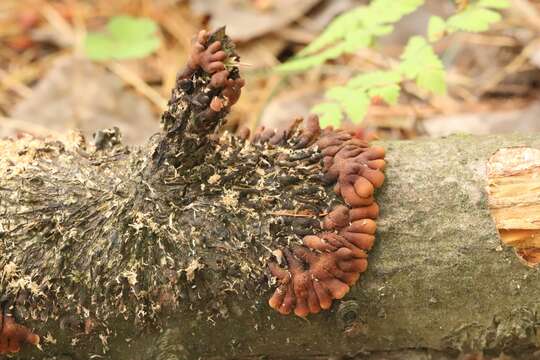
[479,39,540,94]
[0,69,33,98]
[107,62,168,112]
[268,210,327,218]
[40,2,76,45]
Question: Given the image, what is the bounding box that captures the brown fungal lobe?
[0,315,39,354]
[262,121,386,317]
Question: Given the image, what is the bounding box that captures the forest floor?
[2,0,540,143]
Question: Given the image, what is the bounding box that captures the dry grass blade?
[107,62,168,112]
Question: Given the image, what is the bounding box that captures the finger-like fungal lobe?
[264,120,386,317]
[152,27,245,170]
[0,314,39,354]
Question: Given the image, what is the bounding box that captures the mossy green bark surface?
[4,133,540,360]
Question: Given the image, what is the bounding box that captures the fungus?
[322,205,350,230]
[253,127,277,144]
[0,315,39,354]
[200,38,245,114]
[340,219,378,251]
[268,246,367,317]
[182,30,228,79]
[253,114,321,149]
[235,126,251,140]
[267,117,385,317]
[293,114,321,149]
[350,203,380,221]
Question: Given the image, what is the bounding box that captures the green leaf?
[326,87,370,123]
[297,0,424,57]
[428,16,447,42]
[85,34,114,61]
[343,30,373,52]
[417,68,447,94]
[368,84,401,104]
[447,7,501,33]
[312,102,344,128]
[400,36,443,78]
[347,70,402,106]
[363,24,395,37]
[345,93,370,124]
[348,70,402,89]
[477,0,510,9]
[84,16,160,61]
[278,17,374,73]
[276,42,348,73]
[399,36,446,95]
[108,16,158,41]
[299,7,367,57]
[274,54,327,73]
[367,0,425,23]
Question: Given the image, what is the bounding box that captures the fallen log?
[1,29,539,360]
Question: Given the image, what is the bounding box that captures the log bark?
[146,133,539,360]
[2,133,539,360]
[1,29,540,359]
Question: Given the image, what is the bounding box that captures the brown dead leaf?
[9,56,159,144]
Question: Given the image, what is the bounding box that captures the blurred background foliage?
[1,0,540,144]
[278,0,510,128]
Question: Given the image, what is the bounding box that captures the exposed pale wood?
[487,147,540,266]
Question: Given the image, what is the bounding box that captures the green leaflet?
[368,84,401,105]
[428,16,447,42]
[326,87,370,123]
[400,36,446,94]
[312,102,344,128]
[348,70,402,89]
[276,43,348,73]
[282,0,425,71]
[447,7,501,33]
[276,34,371,73]
[84,16,161,61]
[316,71,400,127]
[416,68,447,95]
[298,7,368,57]
[477,0,510,9]
[343,30,373,53]
[400,37,435,78]
[447,0,510,33]
[367,0,425,23]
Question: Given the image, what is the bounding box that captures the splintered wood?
[487,147,540,267]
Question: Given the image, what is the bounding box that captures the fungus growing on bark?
[182,29,245,116]
[251,107,385,317]
[0,27,386,355]
[268,246,367,317]
[266,122,386,317]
